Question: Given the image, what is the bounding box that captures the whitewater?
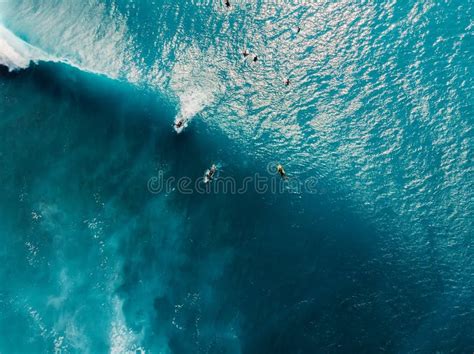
[0,24,46,70]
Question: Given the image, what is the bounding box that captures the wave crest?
[0,24,47,71]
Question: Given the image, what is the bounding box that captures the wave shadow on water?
[0,62,472,353]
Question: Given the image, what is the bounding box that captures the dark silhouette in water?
[205,164,218,183]
[277,164,287,178]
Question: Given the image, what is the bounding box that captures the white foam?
[0,24,46,71]
[169,45,224,128]
[109,296,144,354]
[0,1,135,81]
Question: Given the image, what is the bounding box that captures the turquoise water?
[0,0,473,352]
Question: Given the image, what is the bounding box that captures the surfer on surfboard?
[277,164,287,179]
[174,117,188,134]
[204,164,218,183]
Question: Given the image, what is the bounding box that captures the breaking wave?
[0,24,48,71]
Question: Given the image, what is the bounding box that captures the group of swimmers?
[203,162,287,185]
[186,0,297,183]
[242,49,258,63]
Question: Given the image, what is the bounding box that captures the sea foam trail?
[0,24,47,71]
[170,45,224,130]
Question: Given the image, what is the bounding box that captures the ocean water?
[0,0,473,353]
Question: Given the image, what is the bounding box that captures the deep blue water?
[0,0,473,353]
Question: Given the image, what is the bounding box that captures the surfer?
[284,78,290,86]
[277,164,287,179]
[296,26,301,34]
[175,120,184,129]
[174,117,188,133]
[205,164,218,183]
[243,49,250,58]
[253,55,258,62]
[224,0,230,8]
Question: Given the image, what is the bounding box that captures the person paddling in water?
[208,164,217,179]
[224,0,230,8]
[205,164,218,183]
[277,164,287,179]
